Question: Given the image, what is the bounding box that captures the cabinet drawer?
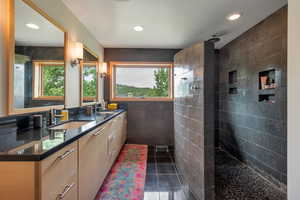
[40,142,78,200]
[90,120,112,135]
[111,114,123,133]
[118,113,126,121]
[79,123,109,200]
[53,175,77,200]
[115,113,125,122]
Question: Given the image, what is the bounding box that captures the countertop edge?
[0,109,126,162]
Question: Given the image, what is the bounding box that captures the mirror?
[10,0,65,113]
[80,47,99,105]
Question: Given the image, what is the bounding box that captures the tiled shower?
[217,6,287,187]
[174,5,287,200]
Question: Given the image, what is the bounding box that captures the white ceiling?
[15,0,64,47]
[63,0,287,49]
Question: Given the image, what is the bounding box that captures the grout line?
[217,106,286,121]
[217,122,287,142]
[169,153,183,186]
[171,153,193,200]
[154,151,162,200]
[157,173,178,175]
[148,150,184,200]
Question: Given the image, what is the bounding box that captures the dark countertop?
[0,109,125,161]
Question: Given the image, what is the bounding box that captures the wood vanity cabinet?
[40,142,78,200]
[78,120,112,200]
[78,112,127,200]
[107,113,127,168]
[0,112,127,200]
[0,141,78,200]
[120,113,127,146]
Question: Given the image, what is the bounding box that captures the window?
[81,62,97,103]
[33,61,64,100]
[110,62,173,101]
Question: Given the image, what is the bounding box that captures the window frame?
[32,60,65,101]
[80,61,99,105]
[109,62,174,102]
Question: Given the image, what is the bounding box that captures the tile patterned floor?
[144,147,287,200]
[215,149,287,200]
[144,146,196,200]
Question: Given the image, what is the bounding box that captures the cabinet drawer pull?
[93,127,105,136]
[107,138,110,157]
[57,149,75,161]
[56,182,75,200]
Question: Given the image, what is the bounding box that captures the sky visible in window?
[116,67,157,88]
[83,66,96,82]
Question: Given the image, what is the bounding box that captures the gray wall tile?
[174,42,215,200]
[217,6,287,185]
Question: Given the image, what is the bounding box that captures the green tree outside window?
[83,66,97,97]
[116,67,169,98]
[42,65,64,96]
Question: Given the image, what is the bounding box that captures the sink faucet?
[49,108,63,125]
[95,104,102,112]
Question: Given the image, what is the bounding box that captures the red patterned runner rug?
[95,144,148,200]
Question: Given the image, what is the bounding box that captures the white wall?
[288,1,300,199]
[0,0,104,115]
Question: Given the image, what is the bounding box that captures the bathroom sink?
[96,111,116,115]
[49,121,93,130]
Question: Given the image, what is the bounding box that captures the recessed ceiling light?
[26,23,39,30]
[227,13,241,21]
[133,26,144,32]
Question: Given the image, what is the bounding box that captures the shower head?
[207,37,221,43]
[207,32,226,43]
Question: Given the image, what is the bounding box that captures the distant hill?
[116,84,157,97]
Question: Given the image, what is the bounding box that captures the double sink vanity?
[0,110,127,200]
[1,0,127,199]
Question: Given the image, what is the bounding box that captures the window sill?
[32,96,64,101]
[110,98,174,102]
[83,97,97,101]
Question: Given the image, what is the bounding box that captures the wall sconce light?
[100,62,107,78]
[71,42,83,67]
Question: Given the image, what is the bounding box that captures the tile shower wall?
[174,42,215,200]
[116,101,174,145]
[217,6,287,186]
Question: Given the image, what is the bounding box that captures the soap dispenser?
[61,108,69,121]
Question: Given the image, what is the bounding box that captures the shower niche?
[228,70,237,94]
[258,69,277,103]
[259,69,276,90]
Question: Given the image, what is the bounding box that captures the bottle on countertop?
[32,115,43,129]
[86,106,93,116]
[100,100,107,110]
[61,109,69,121]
